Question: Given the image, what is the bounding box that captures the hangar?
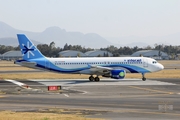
[85,50,113,57]
[1,50,113,59]
[0,51,22,60]
[58,50,87,57]
[131,50,169,60]
[58,50,113,57]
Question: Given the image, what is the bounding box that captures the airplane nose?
[159,63,164,70]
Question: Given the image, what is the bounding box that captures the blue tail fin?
[17,34,45,60]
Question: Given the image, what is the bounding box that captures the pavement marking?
[118,93,171,98]
[4,79,31,89]
[62,102,136,107]
[63,87,88,95]
[128,86,174,94]
[5,79,26,86]
[81,90,88,94]
[63,94,69,97]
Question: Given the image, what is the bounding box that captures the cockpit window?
[152,61,157,64]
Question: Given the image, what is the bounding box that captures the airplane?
[15,34,164,82]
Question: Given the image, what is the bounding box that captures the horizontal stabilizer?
[15,61,37,68]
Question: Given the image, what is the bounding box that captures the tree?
[144,45,152,50]
[77,53,81,57]
[97,54,101,57]
[37,44,50,57]
[139,54,143,57]
[49,41,55,49]
[63,43,68,50]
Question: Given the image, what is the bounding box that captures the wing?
[88,65,112,75]
[88,65,126,79]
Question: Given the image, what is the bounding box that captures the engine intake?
[111,69,126,79]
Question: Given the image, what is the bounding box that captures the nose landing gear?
[142,73,146,81]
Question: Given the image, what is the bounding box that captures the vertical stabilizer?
[17,34,44,60]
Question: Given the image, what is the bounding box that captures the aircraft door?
[143,58,148,67]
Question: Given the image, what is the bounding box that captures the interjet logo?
[21,41,35,58]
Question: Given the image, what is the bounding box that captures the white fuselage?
[22,57,164,75]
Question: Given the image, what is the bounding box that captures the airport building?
[0,51,22,60]
[2,50,88,59]
[0,50,113,60]
[131,50,169,60]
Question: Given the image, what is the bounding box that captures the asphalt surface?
[0,70,43,74]
[0,78,180,120]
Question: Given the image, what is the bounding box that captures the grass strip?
[0,111,102,120]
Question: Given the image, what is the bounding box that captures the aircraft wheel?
[142,77,146,81]
[94,77,100,82]
[89,76,94,81]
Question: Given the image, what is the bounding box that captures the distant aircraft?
[15,34,164,81]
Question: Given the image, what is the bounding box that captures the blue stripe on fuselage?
[17,59,150,74]
[37,59,149,73]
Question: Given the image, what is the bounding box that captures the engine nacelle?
[110,69,126,79]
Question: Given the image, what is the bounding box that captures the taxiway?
[0,78,180,120]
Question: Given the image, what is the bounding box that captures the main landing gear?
[89,75,100,82]
[142,73,146,81]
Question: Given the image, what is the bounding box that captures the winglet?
[17,34,44,60]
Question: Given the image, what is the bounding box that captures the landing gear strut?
[142,73,146,81]
[89,75,100,82]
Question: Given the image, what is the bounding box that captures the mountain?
[0,38,41,46]
[1,21,180,48]
[0,21,113,48]
[106,33,180,47]
[125,42,149,48]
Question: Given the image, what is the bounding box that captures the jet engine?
[111,69,126,79]
[102,69,126,79]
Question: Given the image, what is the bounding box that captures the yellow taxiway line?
[128,86,174,94]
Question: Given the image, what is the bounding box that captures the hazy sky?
[0,0,180,39]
